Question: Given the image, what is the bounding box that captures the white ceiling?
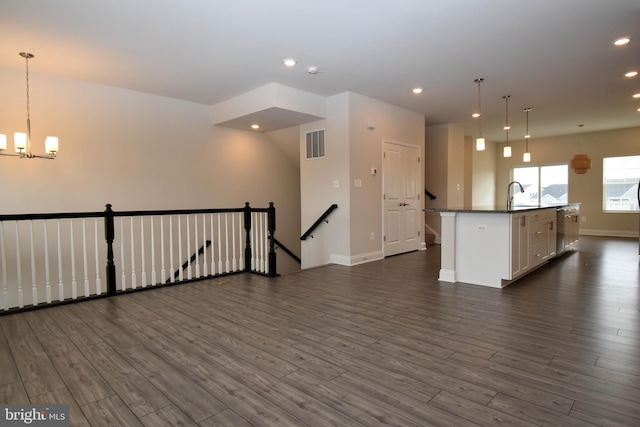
[1,0,639,142]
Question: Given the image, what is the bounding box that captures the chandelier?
[0,52,58,159]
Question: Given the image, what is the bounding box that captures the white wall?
[0,67,301,272]
[424,123,466,238]
[348,93,425,261]
[299,93,351,269]
[299,92,425,268]
[472,136,497,206]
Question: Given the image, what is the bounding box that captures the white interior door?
[383,141,421,256]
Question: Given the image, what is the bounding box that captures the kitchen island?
[426,204,579,288]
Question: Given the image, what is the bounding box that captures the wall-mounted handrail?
[425,189,437,200]
[300,204,338,241]
[271,237,301,264]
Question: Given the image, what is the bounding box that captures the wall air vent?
[305,129,325,159]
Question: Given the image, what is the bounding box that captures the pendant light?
[502,95,511,157]
[523,107,532,162]
[473,78,485,151]
[0,52,58,159]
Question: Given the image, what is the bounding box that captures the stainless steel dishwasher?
[556,204,580,255]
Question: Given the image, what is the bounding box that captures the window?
[603,155,640,212]
[512,164,568,206]
[305,129,325,159]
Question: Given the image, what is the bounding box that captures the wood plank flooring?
[1,235,639,426]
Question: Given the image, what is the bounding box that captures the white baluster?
[29,220,38,306]
[160,216,166,284]
[263,212,269,275]
[44,220,51,303]
[57,219,64,301]
[130,217,136,289]
[120,218,126,290]
[217,214,223,274]
[202,214,208,277]
[70,220,77,299]
[238,212,244,271]
[194,214,200,278]
[178,215,183,281]
[151,216,156,286]
[140,216,146,287]
[169,216,175,283]
[262,212,267,273]
[15,222,23,308]
[82,219,90,297]
[260,213,265,273]
[251,212,256,271]
[0,222,8,310]
[231,213,237,271]
[94,218,101,295]
[186,215,192,280]
[225,213,230,273]
[210,213,215,275]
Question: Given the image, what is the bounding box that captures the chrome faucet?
[507,181,525,210]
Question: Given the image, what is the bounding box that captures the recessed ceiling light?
[613,37,631,46]
[471,113,480,118]
[283,58,297,67]
[251,124,260,130]
[624,70,638,77]
[412,87,423,94]
[633,93,640,98]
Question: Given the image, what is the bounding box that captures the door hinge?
[383,236,386,242]
[418,157,421,163]
[383,194,386,200]
[418,230,421,236]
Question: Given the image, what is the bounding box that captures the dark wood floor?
[1,236,639,426]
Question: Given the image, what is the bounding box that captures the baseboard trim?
[330,251,384,266]
[580,229,639,238]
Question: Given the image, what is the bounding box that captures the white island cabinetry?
[431,206,571,288]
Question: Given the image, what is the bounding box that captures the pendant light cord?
[476,78,483,136]
[503,95,510,145]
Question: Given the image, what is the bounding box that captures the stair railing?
[0,202,277,315]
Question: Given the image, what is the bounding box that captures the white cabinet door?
[510,214,529,278]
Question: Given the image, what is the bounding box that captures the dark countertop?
[424,203,580,214]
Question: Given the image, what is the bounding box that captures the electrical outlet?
[369,232,375,240]
[477,224,487,231]
[582,216,587,222]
